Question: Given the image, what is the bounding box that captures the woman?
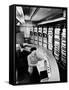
[27,47,51,83]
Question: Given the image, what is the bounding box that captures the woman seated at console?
[27,47,51,83]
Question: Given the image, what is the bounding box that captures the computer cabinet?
[54,25,61,61]
[48,26,53,51]
[43,27,47,48]
[60,24,67,68]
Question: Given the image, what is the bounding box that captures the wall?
[20,26,31,38]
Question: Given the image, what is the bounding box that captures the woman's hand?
[28,66,33,74]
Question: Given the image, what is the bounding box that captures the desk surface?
[45,50,60,82]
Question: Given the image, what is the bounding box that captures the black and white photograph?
[9,4,67,85]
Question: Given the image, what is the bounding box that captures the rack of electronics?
[30,19,67,71]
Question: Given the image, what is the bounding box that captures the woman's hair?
[30,47,37,52]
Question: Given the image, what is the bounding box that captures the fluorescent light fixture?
[16,6,25,24]
[38,17,66,25]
